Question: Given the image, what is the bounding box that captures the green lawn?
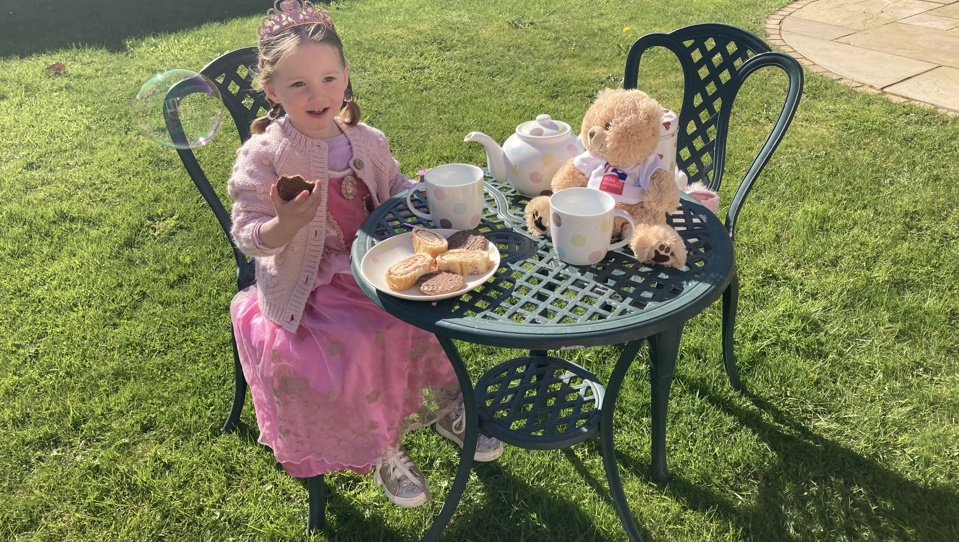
[1,0,958,540]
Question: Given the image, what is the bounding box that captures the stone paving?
[766,0,959,115]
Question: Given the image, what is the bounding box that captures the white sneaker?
[435,402,504,462]
[372,445,429,508]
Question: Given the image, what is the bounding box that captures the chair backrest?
[165,46,267,291]
[624,23,803,239]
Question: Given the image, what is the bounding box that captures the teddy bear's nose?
[587,127,606,149]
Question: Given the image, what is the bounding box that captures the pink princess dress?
[230,134,458,479]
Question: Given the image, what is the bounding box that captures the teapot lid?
[516,114,572,139]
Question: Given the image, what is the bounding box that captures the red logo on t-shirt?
[598,164,626,195]
[599,174,624,195]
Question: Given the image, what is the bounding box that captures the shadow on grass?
[662,378,959,542]
[214,420,409,540]
[213,375,957,539]
[221,418,260,447]
[439,460,627,542]
[306,476,407,542]
[301,452,634,541]
[1,0,327,59]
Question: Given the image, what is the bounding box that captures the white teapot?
[465,114,584,197]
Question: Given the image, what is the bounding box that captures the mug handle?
[608,209,635,251]
[406,185,433,221]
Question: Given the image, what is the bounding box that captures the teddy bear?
[524,88,687,268]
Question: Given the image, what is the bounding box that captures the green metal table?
[350,177,735,541]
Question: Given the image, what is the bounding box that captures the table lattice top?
[351,178,734,349]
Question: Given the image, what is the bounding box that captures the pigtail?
[338,84,361,126]
[251,101,283,134]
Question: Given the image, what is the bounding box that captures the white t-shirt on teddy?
[574,151,666,205]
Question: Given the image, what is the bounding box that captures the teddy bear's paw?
[652,235,687,269]
[524,195,552,237]
[630,226,687,269]
[651,242,682,267]
[532,209,548,233]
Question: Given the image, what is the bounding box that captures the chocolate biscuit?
[416,271,466,296]
[446,229,488,251]
[276,174,315,201]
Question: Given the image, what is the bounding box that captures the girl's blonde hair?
[251,22,360,135]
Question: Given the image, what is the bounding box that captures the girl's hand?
[258,182,322,248]
[271,183,322,228]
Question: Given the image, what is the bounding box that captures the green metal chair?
[164,46,326,534]
[624,23,803,389]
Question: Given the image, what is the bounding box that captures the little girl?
[228,0,502,508]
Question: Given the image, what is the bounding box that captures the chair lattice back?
[624,23,803,237]
[165,47,328,532]
[165,46,265,290]
[625,24,803,392]
[202,46,272,144]
[163,47,268,439]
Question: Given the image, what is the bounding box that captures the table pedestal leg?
[600,339,646,542]
[648,323,684,485]
[420,335,478,542]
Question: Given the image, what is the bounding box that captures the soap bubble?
[131,69,223,149]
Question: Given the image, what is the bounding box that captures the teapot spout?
[464,131,509,183]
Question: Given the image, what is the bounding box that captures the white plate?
[359,229,500,301]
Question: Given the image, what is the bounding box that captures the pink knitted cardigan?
[228,117,413,332]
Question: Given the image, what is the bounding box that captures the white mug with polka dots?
[549,187,635,266]
[407,164,485,230]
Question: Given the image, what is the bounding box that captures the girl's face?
[264,41,350,139]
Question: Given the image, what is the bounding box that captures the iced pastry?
[411,227,449,258]
[436,249,493,275]
[385,253,437,291]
